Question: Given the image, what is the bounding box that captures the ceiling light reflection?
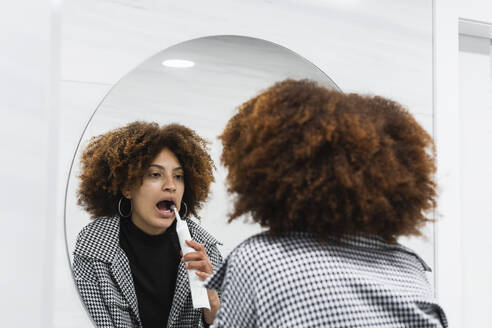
[161,59,195,68]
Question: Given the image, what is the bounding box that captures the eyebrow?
[149,164,184,172]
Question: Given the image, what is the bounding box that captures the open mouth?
[156,200,175,216]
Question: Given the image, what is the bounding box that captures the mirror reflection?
[66,35,339,258]
[65,35,340,327]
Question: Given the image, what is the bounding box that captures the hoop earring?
[118,197,132,218]
[179,201,188,219]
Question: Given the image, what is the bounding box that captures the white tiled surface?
[0,1,60,327]
[459,34,492,328]
[61,0,432,113]
[55,81,112,328]
[57,1,434,326]
[459,0,492,23]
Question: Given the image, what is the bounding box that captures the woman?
[206,79,447,327]
[73,121,222,328]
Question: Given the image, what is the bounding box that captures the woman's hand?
[182,240,220,324]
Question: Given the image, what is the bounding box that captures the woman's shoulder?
[233,231,315,251]
[204,233,271,291]
[227,231,304,263]
[76,217,120,242]
[205,232,311,290]
[73,217,120,262]
[231,232,431,273]
[337,234,432,272]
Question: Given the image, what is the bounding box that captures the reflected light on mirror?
[162,59,195,68]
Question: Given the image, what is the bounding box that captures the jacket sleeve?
[207,243,224,279]
[72,255,116,328]
[201,243,224,328]
[205,246,257,328]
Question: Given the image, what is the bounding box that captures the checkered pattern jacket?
[73,217,223,328]
[206,232,447,328]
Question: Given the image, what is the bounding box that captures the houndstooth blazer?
[72,217,223,328]
[206,232,448,328]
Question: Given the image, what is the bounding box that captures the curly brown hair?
[77,121,215,220]
[219,79,436,242]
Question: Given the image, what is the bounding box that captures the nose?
[162,175,176,192]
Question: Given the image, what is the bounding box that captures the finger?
[182,251,205,262]
[185,260,208,271]
[186,260,212,273]
[195,271,210,281]
[185,239,205,252]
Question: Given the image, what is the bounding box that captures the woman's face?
[125,147,185,235]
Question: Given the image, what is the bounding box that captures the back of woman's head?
[220,79,436,242]
[77,121,214,220]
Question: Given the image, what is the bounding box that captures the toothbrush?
[171,204,210,309]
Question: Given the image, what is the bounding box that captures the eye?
[149,172,161,177]
[174,174,184,180]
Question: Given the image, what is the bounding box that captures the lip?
[155,196,177,219]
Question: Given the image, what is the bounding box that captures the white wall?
[0,0,59,327]
[433,2,462,327]
[433,1,492,327]
[459,34,492,327]
[459,0,492,23]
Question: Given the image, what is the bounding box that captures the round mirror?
[65,35,340,262]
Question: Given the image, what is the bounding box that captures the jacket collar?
[73,217,221,263]
[275,231,431,272]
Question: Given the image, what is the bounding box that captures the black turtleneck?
[119,218,181,328]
